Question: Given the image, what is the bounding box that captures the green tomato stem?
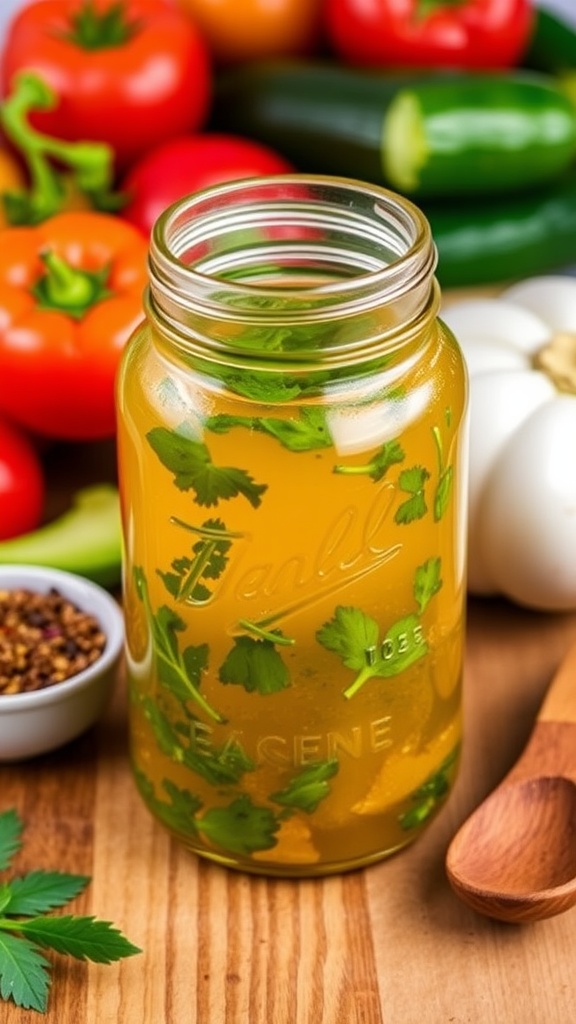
[60,0,142,50]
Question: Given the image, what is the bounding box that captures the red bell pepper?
[324,0,535,69]
[0,211,148,440]
[0,0,212,171]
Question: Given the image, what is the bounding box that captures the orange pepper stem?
[33,250,113,319]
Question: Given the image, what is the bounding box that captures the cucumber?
[211,60,576,199]
[425,176,576,288]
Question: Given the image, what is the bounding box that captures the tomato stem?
[32,250,113,319]
[0,71,124,225]
[416,0,469,15]
[60,0,142,51]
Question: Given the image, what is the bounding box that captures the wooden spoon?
[446,642,576,924]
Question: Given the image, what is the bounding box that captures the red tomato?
[0,0,212,171]
[0,416,45,540]
[177,0,323,63]
[324,0,534,69]
[120,133,294,236]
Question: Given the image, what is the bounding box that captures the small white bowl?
[0,564,124,762]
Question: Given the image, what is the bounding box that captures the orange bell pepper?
[0,210,148,440]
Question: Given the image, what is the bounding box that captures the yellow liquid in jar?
[118,319,466,876]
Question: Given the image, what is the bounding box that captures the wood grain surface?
[3,444,576,1024]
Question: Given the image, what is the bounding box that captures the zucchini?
[425,176,576,288]
[211,60,576,199]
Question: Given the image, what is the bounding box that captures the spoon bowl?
[446,643,576,923]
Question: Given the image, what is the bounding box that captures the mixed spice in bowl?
[0,564,124,761]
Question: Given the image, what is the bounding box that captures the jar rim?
[149,175,437,317]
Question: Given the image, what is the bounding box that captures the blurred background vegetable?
[0,210,147,440]
[442,275,576,611]
[0,0,212,171]
[426,176,576,288]
[176,0,323,64]
[212,62,576,198]
[0,414,45,540]
[0,483,122,585]
[324,0,535,70]
[120,132,294,236]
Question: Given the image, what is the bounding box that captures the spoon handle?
[538,641,576,724]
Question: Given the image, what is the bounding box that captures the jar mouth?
[148,175,438,366]
[150,175,436,317]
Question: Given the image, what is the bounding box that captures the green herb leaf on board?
[0,809,140,1014]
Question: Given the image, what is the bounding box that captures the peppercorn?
[0,588,106,695]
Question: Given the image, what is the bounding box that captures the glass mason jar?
[116,176,468,877]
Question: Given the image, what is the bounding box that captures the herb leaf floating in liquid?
[270,759,340,814]
[316,560,442,699]
[432,413,454,521]
[333,439,405,482]
[317,608,428,699]
[158,517,239,604]
[394,466,430,524]
[198,796,280,856]
[414,557,442,614]
[0,809,140,1014]
[146,422,267,508]
[141,698,254,786]
[206,406,333,453]
[139,778,280,856]
[398,746,460,830]
[134,567,225,723]
[219,633,291,694]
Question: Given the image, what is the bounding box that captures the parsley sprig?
[134,567,225,723]
[206,407,332,453]
[219,633,291,695]
[138,778,281,856]
[399,746,460,830]
[432,410,454,521]
[316,559,442,699]
[159,516,240,605]
[146,422,267,508]
[0,809,140,1014]
[333,439,405,482]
